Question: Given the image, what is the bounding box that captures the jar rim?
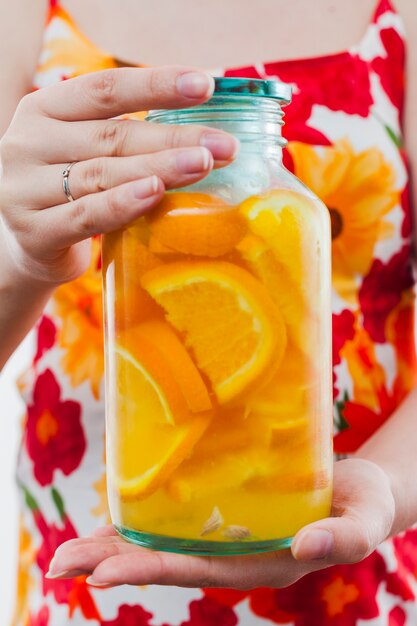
[213,77,292,104]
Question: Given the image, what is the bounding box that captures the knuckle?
[348,529,372,563]
[90,70,118,109]
[71,198,97,237]
[0,180,16,214]
[15,92,37,116]
[144,68,164,99]
[105,188,126,223]
[0,132,23,169]
[84,158,108,193]
[166,125,187,149]
[140,152,165,178]
[193,558,216,589]
[95,121,128,157]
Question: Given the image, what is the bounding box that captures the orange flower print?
[289,140,399,301]
[53,240,103,398]
[40,6,125,78]
[386,294,417,394]
[92,470,111,522]
[11,517,35,626]
[340,323,386,411]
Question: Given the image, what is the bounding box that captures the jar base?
[114,524,293,556]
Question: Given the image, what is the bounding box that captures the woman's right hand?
[0,66,238,286]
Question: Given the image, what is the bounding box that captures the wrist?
[353,450,406,538]
[0,216,61,292]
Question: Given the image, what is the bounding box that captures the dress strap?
[372,0,398,22]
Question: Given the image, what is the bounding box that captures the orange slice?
[239,189,324,288]
[110,344,211,500]
[147,192,247,257]
[245,342,310,416]
[237,234,307,349]
[166,446,268,503]
[103,224,163,329]
[118,321,212,421]
[141,261,286,403]
[191,406,272,458]
[129,320,213,414]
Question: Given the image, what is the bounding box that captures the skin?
[1,0,417,590]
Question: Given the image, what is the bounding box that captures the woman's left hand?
[46,458,396,589]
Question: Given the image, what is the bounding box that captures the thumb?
[290,458,395,564]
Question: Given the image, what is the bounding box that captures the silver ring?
[62,162,77,202]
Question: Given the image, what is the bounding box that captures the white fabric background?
[0,336,33,626]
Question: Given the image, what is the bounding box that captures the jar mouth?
[212,77,292,105]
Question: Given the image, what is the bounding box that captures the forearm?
[0,223,54,370]
[355,384,417,536]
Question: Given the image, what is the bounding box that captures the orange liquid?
[103,190,333,544]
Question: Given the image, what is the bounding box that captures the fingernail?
[292,529,334,561]
[176,148,212,174]
[45,569,71,580]
[200,133,239,161]
[132,175,161,199]
[86,575,112,587]
[177,72,214,99]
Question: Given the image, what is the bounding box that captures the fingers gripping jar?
[102,78,333,555]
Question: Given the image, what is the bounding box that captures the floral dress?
[11,0,417,624]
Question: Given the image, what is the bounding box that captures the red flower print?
[205,552,387,626]
[203,588,248,608]
[266,53,373,117]
[388,606,407,626]
[332,310,355,398]
[34,315,57,363]
[25,369,86,486]
[22,485,101,620]
[280,90,331,149]
[392,528,417,582]
[179,597,238,626]
[28,606,50,626]
[359,245,414,344]
[372,28,405,120]
[400,182,413,239]
[385,516,417,603]
[225,53,374,146]
[334,390,396,453]
[100,604,154,626]
[223,65,330,148]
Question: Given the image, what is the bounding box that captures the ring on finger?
[62,162,78,202]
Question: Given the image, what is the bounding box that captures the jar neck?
[147,96,286,158]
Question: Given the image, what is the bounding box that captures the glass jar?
[102,77,333,556]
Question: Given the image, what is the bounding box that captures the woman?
[1,0,417,624]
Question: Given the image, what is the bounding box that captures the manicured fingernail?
[86,576,112,587]
[177,72,214,99]
[292,529,333,561]
[176,147,212,174]
[200,133,239,161]
[132,175,161,199]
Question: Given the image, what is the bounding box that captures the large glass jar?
[102,78,333,556]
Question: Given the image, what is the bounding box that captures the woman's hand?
[0,66,238,286]
[46,458,396,590]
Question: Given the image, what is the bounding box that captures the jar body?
[102,93,333,555]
